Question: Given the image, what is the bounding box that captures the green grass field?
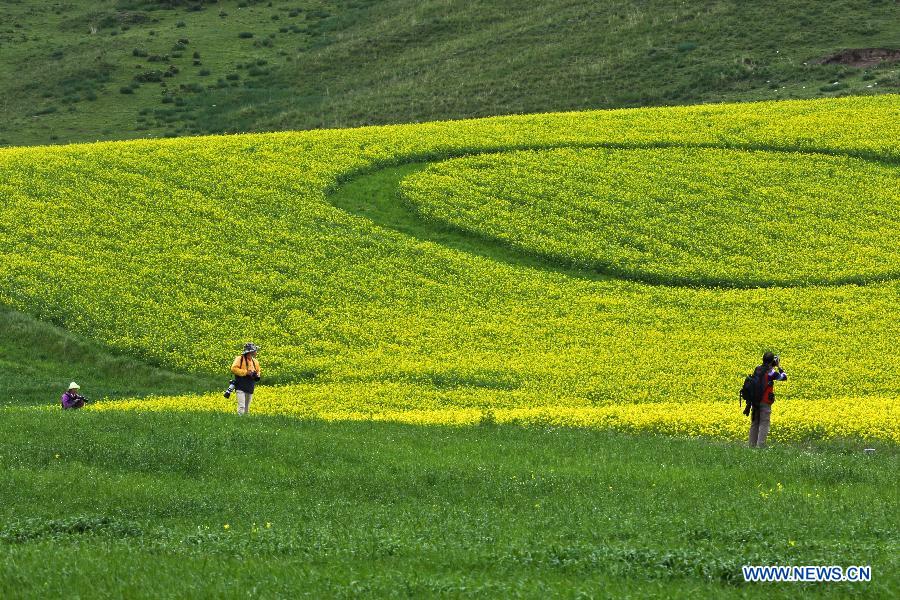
[1,410,896,598]
[0,95,898,595]
[1,0,898,147]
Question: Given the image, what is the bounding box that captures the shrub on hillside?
[179,82,204,93]
[117,1,216,8]
[135,70,165,83]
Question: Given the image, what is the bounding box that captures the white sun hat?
[68,382,81,390]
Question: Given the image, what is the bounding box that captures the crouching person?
[231,343,261,415]
[61,382,86,410]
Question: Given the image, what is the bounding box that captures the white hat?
[68,382,80,390]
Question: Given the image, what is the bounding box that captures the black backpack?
[739,368,765,416]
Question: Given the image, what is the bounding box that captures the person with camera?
[748,352,787,448]
[60,382,87,410]
[231,343,261,415]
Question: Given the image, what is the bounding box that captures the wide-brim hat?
[68,382,81,390]
[243,342,260,354]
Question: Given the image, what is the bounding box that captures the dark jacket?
[753,364,787,405]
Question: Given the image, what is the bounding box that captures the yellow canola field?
[401,147,900,287]
[2,95,900,443]
[91,384,900,444]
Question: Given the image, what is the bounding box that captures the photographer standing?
[231,343,261,415]
[60,382,86,410]
[748,352,787,448]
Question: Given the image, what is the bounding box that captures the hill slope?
[1,95,898,442]
[0,307,217,405]
[1,0,898,146]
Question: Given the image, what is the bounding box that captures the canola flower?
[1,95,899,443]
[89,383,900,443]
[401,147,900,287]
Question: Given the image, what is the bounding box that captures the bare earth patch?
[819,47,900,67]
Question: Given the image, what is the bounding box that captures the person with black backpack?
[230,343,261,415]
[742,352,787,448]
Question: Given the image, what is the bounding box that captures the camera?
[223,380,236,398]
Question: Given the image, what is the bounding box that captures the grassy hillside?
[1,0,898,147]
[0,307,218,406]
[1,95,898,442]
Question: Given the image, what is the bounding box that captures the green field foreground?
[0,410,896,598]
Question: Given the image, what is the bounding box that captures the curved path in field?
[327,142,900,290]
